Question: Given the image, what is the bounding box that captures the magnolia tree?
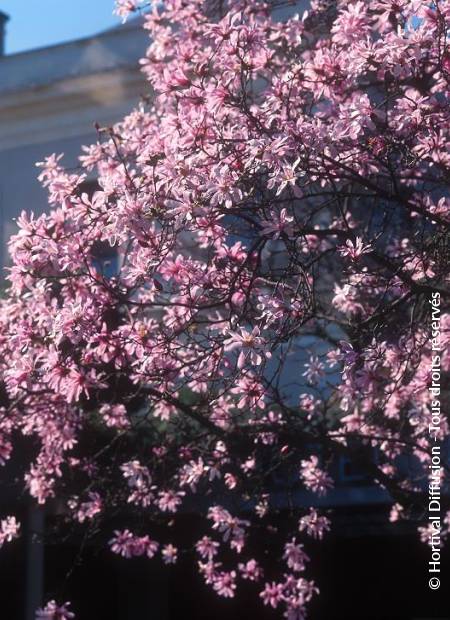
[0,0,449,617]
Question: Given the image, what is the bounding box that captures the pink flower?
[0,516,20,546]
[109,530,159,558]
[260,582,284,608]
[389,503,404,523]
[179,458,207,491]
[298,510,330,540]
[99,404,129,429]
[332,2,370,45]
[299,456,333,496]
[260,209,294,239]
[121,460,152,489]
[230,376,266,410]
[109,529,136,558]
[196,536,220,560]
[213,571,236,598]
[225,327,270,369]
[338,237,371,261]
[302,356,325,384]
[208,506,249,552]
[283,538,309,572]
[68,492,102,523]
[207,166,243,208]
[36,601,74,620]
[332,284,364,315]
[63,368,100,404]
[162,544,178,564]
[299,393,320,417]
[238,558,263,581]
[157,490,185,512]
[121,461,155,507]
[113,0,139,22]
[268,164,303,198]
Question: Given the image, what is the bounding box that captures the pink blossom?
[230,376,266,410]
[225,327,270,369]
[338,237,371,261]
[0,516,20,546]
[157,490,185,513]
[302,356,325,384]
[260,582,284,608]
[283,538,309,572]
[208,506,249,552]
[68,492,102,523]
[389,503,404,523]
[161,544,178,564]
[300,457,333,496]
[113,0,140,22]
[332,2,370,46]
[207,167,243,208]
[36,601,74,620]
[109,530,159,559]
[298,510,330,540]
[99,404,129,430]
[239,558,263,581]
[196,536,220,560]
[260,209,294,239]
[213,570,237,598]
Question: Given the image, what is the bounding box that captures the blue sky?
[1,0,122,54]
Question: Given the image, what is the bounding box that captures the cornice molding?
[0,68,149,151]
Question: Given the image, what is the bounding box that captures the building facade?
[0,15,148,271]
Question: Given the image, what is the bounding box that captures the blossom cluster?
[0,0,449,617]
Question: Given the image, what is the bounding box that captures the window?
[90,239,119,278]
